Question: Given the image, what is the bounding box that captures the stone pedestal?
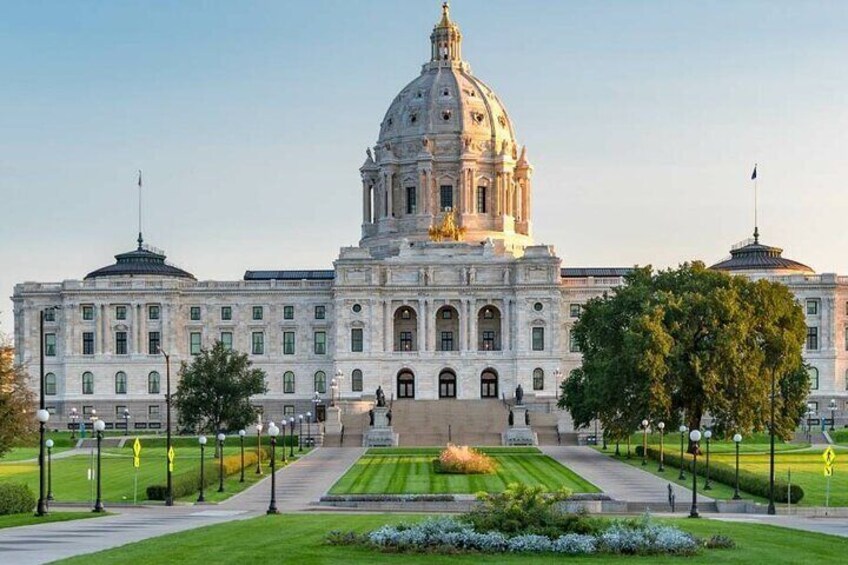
[324,406,343,435]
[364,406,398,447]
[503,405,537,446]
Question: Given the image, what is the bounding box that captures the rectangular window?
[252,306,263,320]
[44,308,56,322]
[148,331,161,355]
[148,305,160,320]
[283,331,296,355]
[406,186,417,214]
[283,405,295,416]
[82,305,94,321]
[45,374,57,395]
[115,306,127,320]
[149,405,160,418]
[283,372,295,394]
[806,326,819,351]
[252,332,265,355]
[82,332,94,355]
[314,331,326,354]
[83,405,94,416]
[476,186,487,213]
[221,306,232,320]
[315,305,326,320]
[440,331,454,351]
[440,185,453,211]
[532,327,545,351]
[569,331,580,353]
[115,406,127,419]
[399,331,413,351]
[283,305,294,320]
[115,331,128,355]
[45,333,57,356]
[190,332,202,355]
[352,369,363,392]
[220,332,233,350]
[190,306,201,321]
[569,304,582,318]
[82,373,94,395]
[482,331,495,350]
[351,328,363,352]
[806,299,819,316]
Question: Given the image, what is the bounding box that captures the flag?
[751,164,757,181]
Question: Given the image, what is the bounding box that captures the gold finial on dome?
[438,2,451,27]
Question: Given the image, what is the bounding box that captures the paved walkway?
[0,447,365,565]
[709,514,848,538]
[542,446,713,503]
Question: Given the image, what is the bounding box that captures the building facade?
[11,5,846,432]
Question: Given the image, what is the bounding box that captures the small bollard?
[668,484,676,513]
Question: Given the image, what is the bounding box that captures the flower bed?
[436,444,495,474]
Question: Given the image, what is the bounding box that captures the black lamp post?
[732,433,742,500]
[122,408,131,431]
[657,421,665,472]
[312,392,320,422]
[829,399,837,432]
[69,408,79,441]
[255,421,263,475]
[280,421,288,463]
[45,439,54,502]
[678,425,687,480]
[688,429,701,518]
[805,404,815,443]
[238,429,246,483]
[93,419,106,513]
[216,432,226,493]
[767,371,776,515]
[703,430,712,490]
[197,435,207,503]
[641,419,649,466]
[36,308,49,517]
[289,417,295,457]
[159,349,174,506]
[306,411,313,448]
[266,422,280,515]
[298,414,304,452]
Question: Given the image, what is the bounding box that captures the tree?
[0,343,37,458]
[173,342,267,440]
[559,262,808,452]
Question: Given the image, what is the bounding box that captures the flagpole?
[752,163,759,243]
[137,170,143,249]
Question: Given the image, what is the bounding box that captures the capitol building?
[11,5,845,440]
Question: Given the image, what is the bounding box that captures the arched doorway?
[435,305,460,351]
[394,306,417,351]
[477,305,501,351]
[439,369,457,398]
[397,370,415,399]
[480,369,498,398]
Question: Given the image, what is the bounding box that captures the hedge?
[0,483,36,515]
[644,447,804,503]
[146,447,271,500]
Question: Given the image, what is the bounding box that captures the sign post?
[132,438,142,505]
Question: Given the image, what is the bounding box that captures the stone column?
[362,181,371,223]
[383,301,391,352]
[503,299,511,352]
[469,299,478,352]
[385,172,393,218]
[459,299,468,351]
[417,299,426,352]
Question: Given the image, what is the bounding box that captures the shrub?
[704,534,736,549]
[644,446,804,503]
[437,444,495,474]
[0,483,36,515]
[146,447,270,500]
[551,533,597,554]
[598,521,698,555]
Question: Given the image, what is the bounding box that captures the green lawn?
[330,447,598,494]
[57,513,848,564]
[626,432,807,454]
[0,511,107,530]
[832,429,848,445]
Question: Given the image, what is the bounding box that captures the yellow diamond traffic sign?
[823,446,836,466]
[168,445,175,472]
[132,438,142,469]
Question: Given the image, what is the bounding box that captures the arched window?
[481,369,498,398]
[314,371,327,394]
[808,367,819,390]
[45,373,57,396]
[283,371,295,394]
[82,372,94,395]
[533,368,544,391]
[148,371,161,394]
[115,371,127,394]
[351,369,363,392]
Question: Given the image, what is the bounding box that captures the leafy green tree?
[560,262,808,452]
[174,342,267,439]
[0,344,37,458]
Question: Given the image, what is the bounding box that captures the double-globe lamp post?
[641,419,649,466]
[45,439,54,502]
[657,421,665,472]
[69,408,79,441]
[678,425,688,480]
[217,433,226,493]
[306,411,313,447]
[829,399,837,432]
[732,433,743,500]
[238,429,246,483]
[298,415,304,452]
[289,417,295,457]
[703,430,713,490]
[93,419,106,513]
[197,435,207,503]
[280,420,287,463]
[35,409,50,516]
[266,422,280,515]
[255,422,263,475]
[688,429,702,518]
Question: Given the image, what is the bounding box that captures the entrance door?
[397,371,415,399]
[316,405,326,422]
[480,370,498,398]
[439,370,457,398]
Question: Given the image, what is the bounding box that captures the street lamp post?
[93,419,106,513]
[217,432,226,493]
[312,392,319,422]
[732,433,742,500]
[678,425,688,480]
[767,370,776,515]
[641,419,649,466]
[688,429,702,518]
[330,379,338,408]
[159,349,174,506]
[703,430,712,490]
[298,414,304,452]
[306,411,313,448]
[657,422,665,472]
[805,404,815,443]
[280,420,287,463]
[238,430,246,483]
[289,417,295,457]
[266,422,280,515]
[197,435,207,503]
[255,421,263,475]
[45,439,54,502]
[829,399,837,432]
[35,409,50,516]
[122,408,131,432]
[69,408,79,441]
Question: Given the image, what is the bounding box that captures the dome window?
[472,111,484,124]
[442,88,450,97]
[386,118,393,127]
[410,113,418,124]
[441,110,452,121]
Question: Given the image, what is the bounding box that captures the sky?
[1,0,846,333]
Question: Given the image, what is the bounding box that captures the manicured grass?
[0,447,72,462]
[57,513,848,564]
[330,447,598,494]
[832,429,848,445]
[0,511,107,530]
[626,432,807,454]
